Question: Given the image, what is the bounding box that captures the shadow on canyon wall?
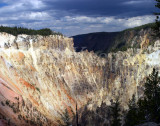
[61,100,124,126]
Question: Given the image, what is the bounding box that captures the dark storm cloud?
[0,0,157,36]
[44,0,156,18]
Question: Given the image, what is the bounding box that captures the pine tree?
[125,94,139,126]
[125,69,160,125]
[139,68,160,123]
[110,97,121,126]
[61,109,71,126]
[153,0,160,37]
[0,26,63,36]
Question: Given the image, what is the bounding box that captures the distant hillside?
[0,26,63,36]
[72,23,156,53]
[72,32,119,52]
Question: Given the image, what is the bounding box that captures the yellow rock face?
[0,32,159,125]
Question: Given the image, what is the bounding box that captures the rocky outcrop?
[0,30,159,125]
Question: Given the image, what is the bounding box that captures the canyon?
[0,26,160,125]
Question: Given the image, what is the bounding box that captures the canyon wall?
[0,31,159,125]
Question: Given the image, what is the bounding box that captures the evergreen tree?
[61,109,71,126]
[125,68,160,125]
[110,97,121,126]
[125,94,139,126]
[138,68,160,123]
[0,26,63,36]
[153,0,160,37]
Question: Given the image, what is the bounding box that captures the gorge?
[0,25,160,126]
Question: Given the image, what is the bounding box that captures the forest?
[0,26,63,36]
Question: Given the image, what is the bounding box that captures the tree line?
[124,68,160,126]
[0,26,63,36]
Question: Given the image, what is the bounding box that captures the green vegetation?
[109,23,155,53]
[125,68,160,125]
[124,23,155,32]
[0,26,63,36]
[112,54,116,60]
[138,68,160,123]
[110,0,158,53]
[111,44,130,52]
[152,0,160,37]
[18,115,22,120]
[124,95,139,126]
[110,98,121,126]
[36,87,41,93]
[5,100,9,105]
[61,109,71,126]
[78,98,122,125]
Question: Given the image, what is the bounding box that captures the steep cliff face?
[0,31,159,125]
[0,32,106,125]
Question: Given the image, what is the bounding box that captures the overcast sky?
[0,0,158,36]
